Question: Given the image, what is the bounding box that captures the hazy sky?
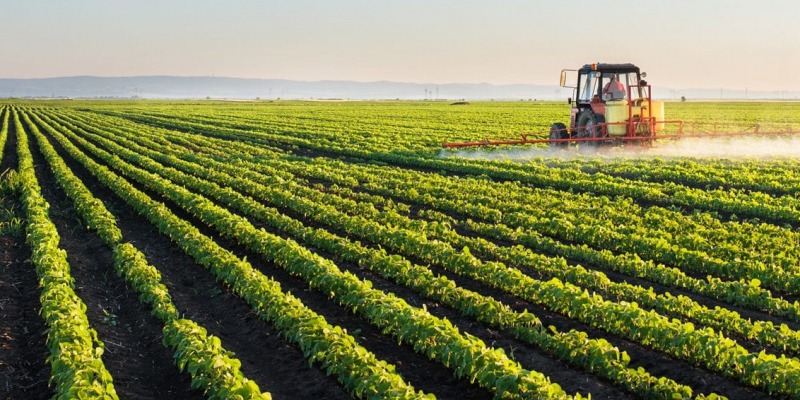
[2,1,798,90]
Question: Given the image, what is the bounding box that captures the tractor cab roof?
[579,63,640,74]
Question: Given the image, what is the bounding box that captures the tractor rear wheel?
[549,122,568,148]
[576,110,605,148]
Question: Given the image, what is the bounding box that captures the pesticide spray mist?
[441,100,800,161]
[440,135,800,162]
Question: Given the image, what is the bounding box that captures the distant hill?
[0,76,797,101]
[0,76,560,100]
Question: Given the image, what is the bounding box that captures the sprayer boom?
[442,121,799,149]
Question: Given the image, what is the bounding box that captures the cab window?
[578,71,600,101]
[599,72,639,100]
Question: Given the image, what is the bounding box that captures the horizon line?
[1,75,798,94]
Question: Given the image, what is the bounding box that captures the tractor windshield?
[599,72,639,101]
[578,71,600,102]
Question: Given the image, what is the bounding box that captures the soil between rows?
[0,228,51,399]
[35,112,491,399]
[74,115,772,400]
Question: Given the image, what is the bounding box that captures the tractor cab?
[570,63,644,104]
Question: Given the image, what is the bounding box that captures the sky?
[1,0,798,91]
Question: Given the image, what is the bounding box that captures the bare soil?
[0,233,51,400]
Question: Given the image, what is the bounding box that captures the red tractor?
[549,63,662,148]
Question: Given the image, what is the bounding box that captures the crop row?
[126,124,793,325]
[416,156,800,267]
[314,159,800,315]
[12,108,119,399]
[94,102,551,153]
[343,155,800,286]
[263,156,800,321]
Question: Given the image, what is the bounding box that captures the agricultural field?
[3,99,800,399]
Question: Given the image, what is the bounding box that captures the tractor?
[549,63,662,148]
